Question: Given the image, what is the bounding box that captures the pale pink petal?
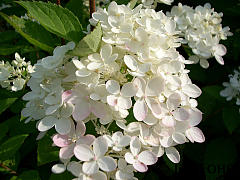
[172,132,186,144]
[173,108,189,121]
[62,90,72,102]
[107,95,118,106]
[52,134,71,147]
[124,152,135,164]
[186,127,205,143]
[76,121,86,136]
[145,76,165,96]
[160,136,173,148]
[130,137,141,156]
[91,101,106,119]
[93,137,108,158]
[167,93,181,111]
[145,98,161,118]
[73,101,91,121]
[82,160,99,175]
[98,156,117,172]
[74,144,94,161]
[76,135,95,145]
[138,151,158,165]
[165,147,180,163]
[133,161,148,172]
[51,164,66,174]
[182,84,202,98]
[59,143,75,159]
[162,116,176,127]
[121,82,137,97]
[133,99,148,121]
[188,108,202,127]
[117,97,132,109]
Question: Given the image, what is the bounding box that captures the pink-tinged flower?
[133,77,165,121]
[53,121,95,159]
[73,136,117,175]
[63,86,107,121]
[124,137,158,172]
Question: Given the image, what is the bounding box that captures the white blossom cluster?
[21,1,206,180]
[0,53,33,91]
[168,3,232,68]
[220,67,240,111]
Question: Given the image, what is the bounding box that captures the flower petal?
[182,84,202,98]
[98,156,117,172]
[76,135,95,146]
[67,161,82,177]
[133,99,148,121]
[52,134,70,147]
[106,80,120,95]
[91,171,107,180]
[121,82,137,97]
[76,121,86,136]
[74,144,94,161]
[165,147,180,163]
[130,137,141,156]
[124,55,138,71]
[133,161,148,172]
[117,96,132,109]
[55,118,71,135]
[185,127,205,143]
[188,108,202,127]
[52,164,66,174]
[138,151,158,165]
[93,137,108,158]
[124,152,135,164]
[91,101,106,119]
[145,76,165,96]
[82,160,99,175]
[38,116,57,132]
[172,132,186,144]
[100,44,112,61]
[173,108,189,121]
[59,143,75,159]
[73,101,91,121]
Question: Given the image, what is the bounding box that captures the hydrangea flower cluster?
[20,1,207,179]
[168,3,232,68]
[0,53,33,91]
[220,67,240,111]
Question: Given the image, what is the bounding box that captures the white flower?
[104,131,131,151]
[124,137,158,172]
[41,42,75,69]
[169,3,232,68]
[115,159,136,180]
[106,80,137,114]
[67,161,107,180]
[73,136,117,175]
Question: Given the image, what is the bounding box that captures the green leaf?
[65,0,89,28]
[0,44,24,55]
[0,98,18,115]
[17,1,84,42]
[0,153,20,173]
[37,133,59,166]
[18,170,41,180]
[70,23,102,57]
[0,12,59,52]
[0,31,20,43]
[0,134,28,161]
[222,107,240,134]
[204,138,237,180]
[0,122,9,141]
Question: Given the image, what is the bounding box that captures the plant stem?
[0,163,17,175]
[89,0,96,31]
[57,0,61,5]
